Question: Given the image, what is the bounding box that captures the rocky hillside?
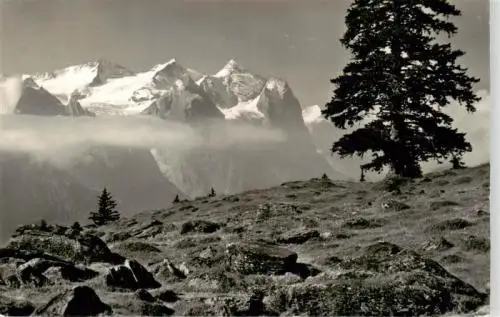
[0,164,490,316]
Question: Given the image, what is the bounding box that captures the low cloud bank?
[0,114,287,166]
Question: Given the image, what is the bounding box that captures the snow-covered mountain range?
[0,58,351,238]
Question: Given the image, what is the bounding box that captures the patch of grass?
[343,217,382,230]
[454,176,473,185]
[426,218,473,233]
[462,235,490,253]
[112,241,161,253]
[430,200,460,210]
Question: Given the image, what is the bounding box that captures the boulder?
[3,258,56,288]
[152,259,187,283]
[277,228,320,244]
[11,257,99,284]
[180,220,221,234]
[135,289,156,302]
[5,231,124,264]
[0,295,35,316]
[34,285,112,316]
[225,241,298,275]
[106,259,161,290]
[156,289,180,303]
[44,265,99,283]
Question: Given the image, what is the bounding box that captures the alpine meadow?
[0,0,491,316]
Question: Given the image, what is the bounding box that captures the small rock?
[381,199,410,212]
[289,262,322,279]
[152,259,187,282]
[157,289,180,303]
[34,285,112,316]
[476,209,489,217]
[277,228,320,244]
[180,220,220,234]
[441,254,463,264]
[422,237,455,252]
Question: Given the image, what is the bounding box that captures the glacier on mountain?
[6,58,346,199]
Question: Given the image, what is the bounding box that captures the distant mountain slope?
[7,58,346,199]
[0,151,98,241]
[67,146,185,216]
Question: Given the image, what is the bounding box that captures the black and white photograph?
[0,0,491,316]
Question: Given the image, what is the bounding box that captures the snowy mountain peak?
[214,59,244,77]
[89,59,135,86]
[22,77,40,89]
[151,59,195,89]
[151,58,178,73]
[265,77,289,97]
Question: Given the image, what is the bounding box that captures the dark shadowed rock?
[156,289,180,303]
[34,285,112,316]
[135,289,156,302]
[106,259,161,290]
[180,220,221,234]
[0,295,35,316]
[289,262,322,279]
[276,228,320,244]
[226,241,298,275]
[44,265,99,283]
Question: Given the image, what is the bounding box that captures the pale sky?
[0,0,490,107]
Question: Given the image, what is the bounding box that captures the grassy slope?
[1,163,490,315]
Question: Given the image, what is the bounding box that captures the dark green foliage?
[89,188,120,226]
[172,194,180,204]
[451,155,466,169]
[71,222,83,233]
[39,219,49,231]
[323,0,480,178]
[208,187,216,198]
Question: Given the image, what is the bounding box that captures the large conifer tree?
[322,0,480,178]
